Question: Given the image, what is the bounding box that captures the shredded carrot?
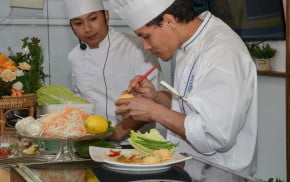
[38,105,91,137]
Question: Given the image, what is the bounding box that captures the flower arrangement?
[0,37,47,98]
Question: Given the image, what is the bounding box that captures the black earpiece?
[79,39,87,50]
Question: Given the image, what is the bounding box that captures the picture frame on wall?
[193,0,286,41]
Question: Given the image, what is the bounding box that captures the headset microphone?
[79,39,87,50]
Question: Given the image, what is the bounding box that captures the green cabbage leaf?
[36,84,89,105]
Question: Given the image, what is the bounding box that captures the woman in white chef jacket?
[63,0,162,142]
[111,0,257,181]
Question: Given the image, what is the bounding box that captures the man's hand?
[128,76,158,101]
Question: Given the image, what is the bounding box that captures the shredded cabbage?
[36,84,89,105]
[39,105,90,137]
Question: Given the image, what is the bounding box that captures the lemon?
[85,170,100,182]
[119,93,135,99]
[85,115,109,134]
[117,94,135,110]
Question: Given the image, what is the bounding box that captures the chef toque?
[64,0,105,19]
[110,0,175,30]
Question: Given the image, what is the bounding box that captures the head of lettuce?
[36,84,89,105]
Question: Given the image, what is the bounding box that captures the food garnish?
[15,106,117,138]
[128,129,178,154]
[22,144,39,155]
[108,149,121,157]
[39,106,90,137]
[106,149,173,165]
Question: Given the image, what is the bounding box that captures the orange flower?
[4,61,14,67]
[0,53,8,65]
[3,61,17,71]
[6,65,18,71]
[0,53,9,69]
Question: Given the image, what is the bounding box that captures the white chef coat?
[167,11,257,177]
[68,28,162,128]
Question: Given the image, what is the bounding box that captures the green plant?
[267,177,283,182]
[0,37,48,98]
[247,43,277,59]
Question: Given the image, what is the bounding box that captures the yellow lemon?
[85,170,100,182]
[119,93,135,99]
[85,115,108,134]
[117,94,135,109]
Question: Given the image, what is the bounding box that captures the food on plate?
[128,129,178,154]
[36,84,89,105]
[107,149,121,157]
[100,129,178,165]
[85,115,108,134]
[16,106,90,137]
[153,149,173,161]
[15,116,42,136]
[0,148,12,157]
[0,142,18,158]
[16,106,117,138]
[142,155,162,165]
[73,140,118,158]
[39,106,90,137]
[22,144,39,155]
[105,148,173,165]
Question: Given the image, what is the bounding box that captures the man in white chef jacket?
[111,0,257,181]
[63,0,162,142]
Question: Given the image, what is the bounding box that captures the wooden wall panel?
[286,0,290,181]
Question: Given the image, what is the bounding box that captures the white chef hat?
[110,0,175,30]
[64,0,105,19]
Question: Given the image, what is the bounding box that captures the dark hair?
[146,0,198,27]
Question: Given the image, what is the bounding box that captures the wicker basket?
[0,93,37,135]
[0,93,37,109]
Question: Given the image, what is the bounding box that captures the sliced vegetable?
[108,149,121,157]
[135,140,178,150]
[128,129,178,154]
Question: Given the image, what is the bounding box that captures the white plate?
[89,146,192,172]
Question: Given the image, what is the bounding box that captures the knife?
[160,81,189,103]
[160,81,195,110]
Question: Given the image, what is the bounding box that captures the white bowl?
[37,103,95,115]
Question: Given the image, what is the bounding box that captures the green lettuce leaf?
[128,129,177,154]
[36,84,89,105]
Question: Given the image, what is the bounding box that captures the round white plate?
[89,146,192,172]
